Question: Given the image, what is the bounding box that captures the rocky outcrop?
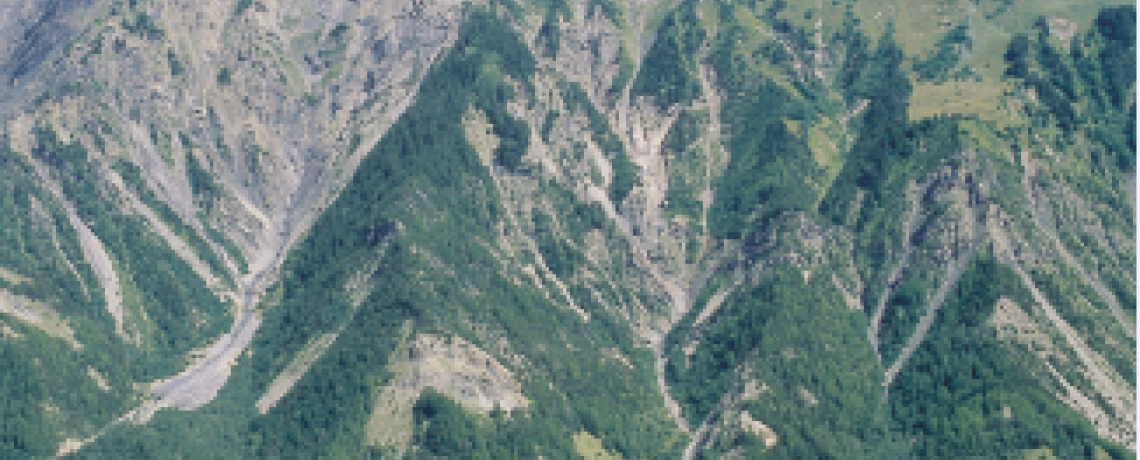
[366,334,529,454]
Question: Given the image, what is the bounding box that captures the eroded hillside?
[0,0,1133,459]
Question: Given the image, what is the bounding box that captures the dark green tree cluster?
[843,25,908,100]
[662,109,706,220]
[608,146,641,206]
[558,81,622,156]
[1004,6,1135,171]
[488,107,530,171]
[706,79,816,240]
[877,275,928,365]
[167,49,184,76]
[0,325,135,459]
[540,110,558,143]
[701,5,826,240]
[833,6,872,104]
[121,11,163,39]
[630,0,705,109]
[252,288,415,460]
[531,210,584,277]
[31,125,231,380]
[183,142,221,207]
[667,267,899,460]
[0,140,98,320]
[31,125,109,221]
[834,29,911,194]
[913,25,972,82]
[535,0,572,58]
[889,252,1132,460]
[405,389,541,460]
[233,0,253,15]
[818,30,979,287]
[0,345,54,459]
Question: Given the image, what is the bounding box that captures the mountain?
[0,0,1133,459]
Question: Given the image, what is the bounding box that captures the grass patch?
[851,0,1125,90]
[1018,447,1060,460]
[573,432,625,460]
[806,116,846,190]
[908,79,1016,125]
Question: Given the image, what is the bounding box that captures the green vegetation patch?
[121,11,163,39]
[1004,6,1135,171]
[608,147,640,207]
[876,274,928,365]
[0,142,139,459]
[0,344,57,458]
[889,252,1131,460]
[1028,263,1136,387]
[818,31,988,284]
[30,125,114,222]
[488,107,530,171]
[246,12,683,460]
[668,267,895,459]
[573,431,625,460]
[707,79,817,240]
[0,141,100,321]
[912,25,972,82]
[27,127,229,379]
[609,45,636,99]
[663,108,708,220]
[536,0,571,58]
[112,160,229,286]
[558,80,640,204]
[630,0,705,110]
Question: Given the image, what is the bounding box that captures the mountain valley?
[0,0,1134,459]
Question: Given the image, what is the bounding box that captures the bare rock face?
[365,334,528,454]
[0,0,98,112]
[738,411,777,448]
[2,0,475,301]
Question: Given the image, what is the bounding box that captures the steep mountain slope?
[0,0,1133,459]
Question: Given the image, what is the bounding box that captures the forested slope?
[0,0,1132,459]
